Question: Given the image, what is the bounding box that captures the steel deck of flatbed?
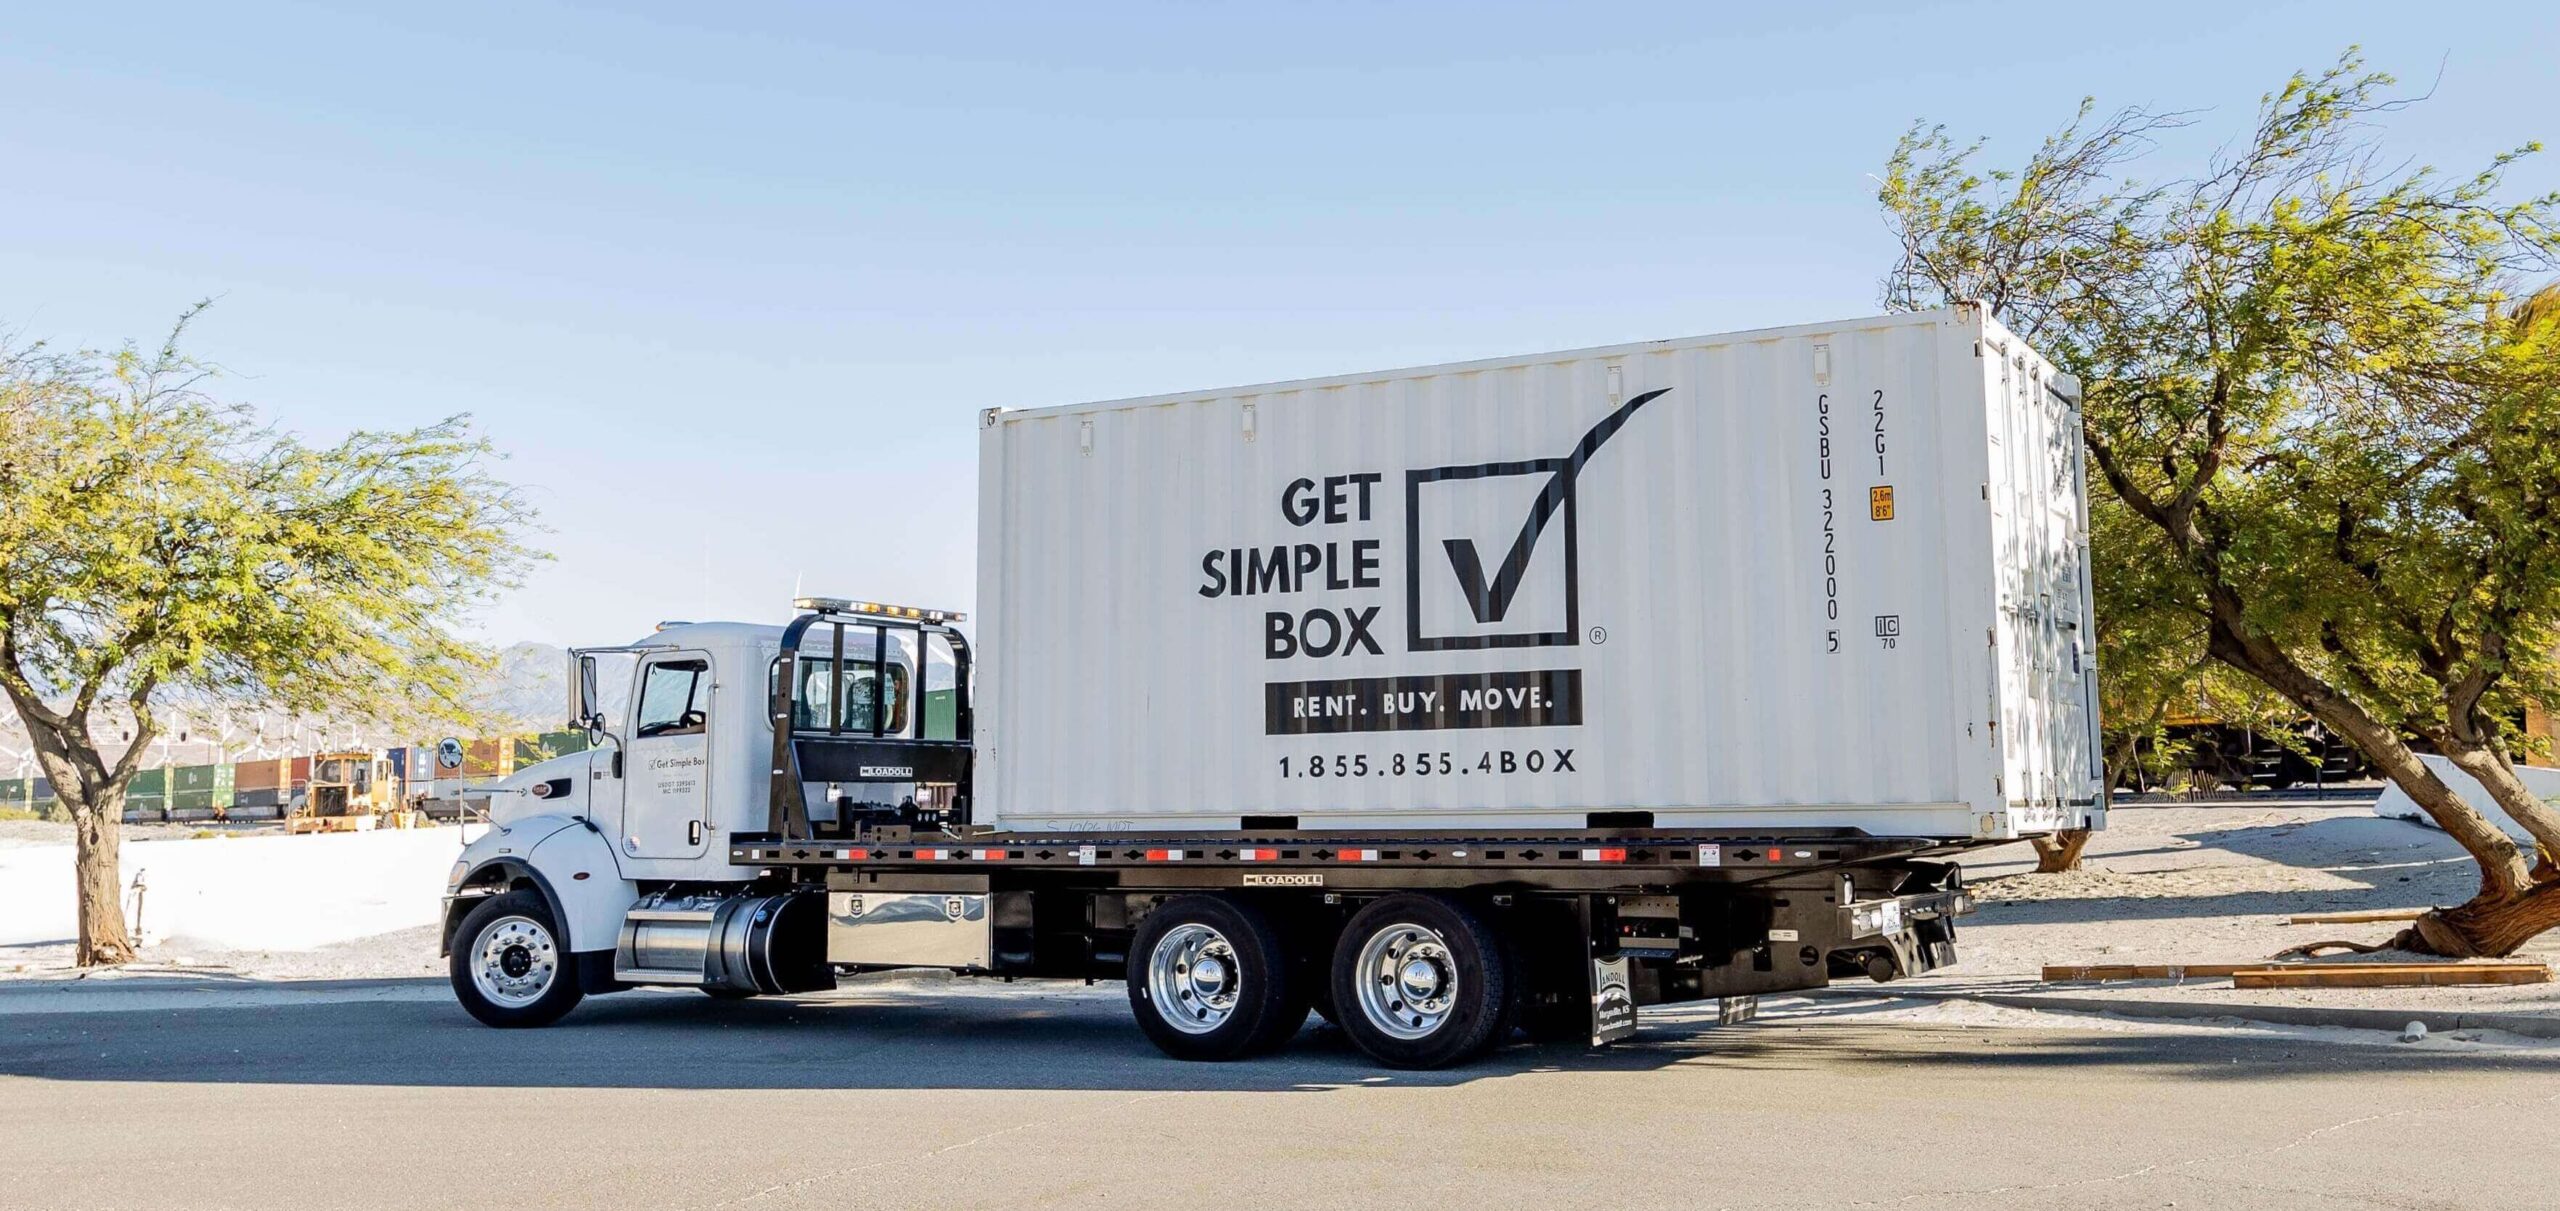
[730,829,1977,878]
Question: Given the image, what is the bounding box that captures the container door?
[616,651,714,860]
[2043,375,2101,808]
[1988,345,2099,820]
[2016,357,2098,812]
[2064,387,2104,803]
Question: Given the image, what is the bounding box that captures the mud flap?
[1590,954,1637,1044]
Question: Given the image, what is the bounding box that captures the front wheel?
[1126,895,1301,1061]
[1331,894,1514,1068]
[450,890,584,1027]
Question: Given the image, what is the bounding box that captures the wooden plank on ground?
[2230,963,2551,989]
[2042,964,2255,982]
[2283,909,2428,925]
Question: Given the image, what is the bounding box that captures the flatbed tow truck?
[446,598,1973,1068]
[444,310,2094,1068]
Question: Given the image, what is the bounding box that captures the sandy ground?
[0,817,284,848]
[0,823,476,977]
[1925,799,2560,1018]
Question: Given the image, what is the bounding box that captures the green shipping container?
[119,767,166,815]
[925,688,961,740]
[170,763,236,811]
[512,731,591,767]
[2,778,61,819]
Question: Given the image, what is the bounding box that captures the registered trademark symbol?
[1589,626,1608,645]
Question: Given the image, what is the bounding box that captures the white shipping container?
[977,305,2103,841]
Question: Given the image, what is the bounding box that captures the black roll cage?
[764,606,974,837]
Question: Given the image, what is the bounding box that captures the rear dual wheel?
[1330,894,1514,1069]
[1125,891,1517,1069]
[1126,895,1307,1061]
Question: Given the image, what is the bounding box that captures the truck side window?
[635,659,711,738]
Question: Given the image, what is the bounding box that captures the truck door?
[617,651,714,860]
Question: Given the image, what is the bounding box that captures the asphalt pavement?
[5,977,2556,1210]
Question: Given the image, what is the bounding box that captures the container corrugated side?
[234,758,286,792]
[977,306,2100,839]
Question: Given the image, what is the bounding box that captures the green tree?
[0,308,537,965]
[1878,53,2560,954]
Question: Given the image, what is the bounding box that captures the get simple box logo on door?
[1195,384,1675,737]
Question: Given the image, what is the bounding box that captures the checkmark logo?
[1438,388,1671,624]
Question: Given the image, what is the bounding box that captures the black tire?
[702,987,759,1000]
[449,890,584,1027]
[1308,977,1341,1029]
[1126,894,1301,1061]
[1330,894,1514,1069]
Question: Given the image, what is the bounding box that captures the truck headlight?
[447,860,471,892]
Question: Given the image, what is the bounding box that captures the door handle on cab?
[688,820,704,847]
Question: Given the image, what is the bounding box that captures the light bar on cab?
[793,596,968,624]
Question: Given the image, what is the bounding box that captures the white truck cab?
[442,610,962,1022]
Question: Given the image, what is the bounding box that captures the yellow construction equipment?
[287,751,413,834]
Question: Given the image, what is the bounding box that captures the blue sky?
[5,2,2553,645]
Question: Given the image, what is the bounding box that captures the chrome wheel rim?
[471,915,558,1008]
[1354,922,1456,1041]
[1146,922,1242,1035]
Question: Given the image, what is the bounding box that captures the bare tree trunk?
[2436,745,2560,858]
[2195,620,2560,955]
[2204,623,2537,895]
[2333,719,2537,895]
[2393,882,2560,958]
[2,675,152,968]
[71,791,136,966]
[2030,828,2093,873]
